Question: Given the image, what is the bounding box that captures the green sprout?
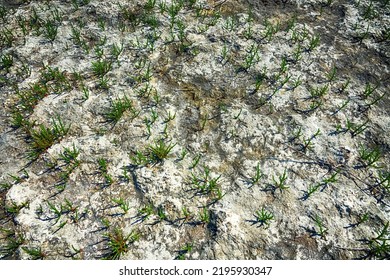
[326,66,337,82]
[307,34,320,51]
[189,154,201,169]
[254,207,274,228]
[366,222,389,259]
[1,53,13,72]
[44,20,58,42]
[313,214,328,240]
[28,116,70,160]
[147,139,176,163]
[358,145,382,168]
[199,207,210,224]
[105,96,135,124]
[112,198,130,214]
[177,243,193,260]
[59,144,80,165]
[103,228,140,260]
[91,60,111,78]
[250,162,263,186]
[22,246,46,260]
[138,203,154,221]
[242,43,259,70]
[0,229,25,258]
[272,168,289,191]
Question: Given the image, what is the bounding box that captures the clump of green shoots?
[302,171,338,199]
[0,228,25,258]
[345,119,369,137]
[306,33,320,51]
[189,154,201,169]
[301,129,321,152]
[1,53,13,72]
[242,43,259,70]
[309,85,329,99]
[191,166,222,200]
[97,158,114,187]
[59,144,80,166]
[176,243,193,260]
[313,214,328,240]
[130,150,149,166]
[376,171,389,193]
[53,144,81,192]
[110,42,123,65]
[250,162,263,186]
[103,228,140,260]
[358,145,382,168]
[156,205,167,221]
[198,207,210,225]
[5,200,29,216]
[254,207,274,228]
[365,221,390,259]
[326,66,337,82]
[137,203,154,221]
[105,95,138,124]
[147,139,176,163]
[28,116,70,160]
[44,20,58,42]
[22,246,46,260]
[112,198,130,214]
[272,168,289,192]
[91,59,111,78]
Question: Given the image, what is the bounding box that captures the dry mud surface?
[0,0,389,259]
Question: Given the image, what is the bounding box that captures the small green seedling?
[91,60,111,78]
[97,158,114,186]
[189,154,201,169]
[138,203,154,221]
[1,53,13,71]
[199,208,210,224]
[130,150,148,166]
[0,229,25,257]
[28,116,70,160]
[302,129,321,152]
[164,111,176,123]
[148,139,176,163]
[103,228,140,260]
[313,214,328,240]
[305,183,321,198]
[105,96,135,124]
[44,20,58,42]
[176,243,193,260]
[346,119,369,137]
[182,206,191,220]
[111,42,123,64]
[377,171,389,193]
[363,82,379,99]
[272,168,289,191]
[242,43,259,70]
[5,201,29,216]
[22,246,46,260]
[157,206,167,221]
[356,212,369,226]
[59,144,80,165]
[289,76,302,90]
[254,207,274,228]
[359,145,382,168]
[112,198,130,214]
[326,66,337,82]
[366,222,389,259]
[307,34,320,51]
[250,162,263,186]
